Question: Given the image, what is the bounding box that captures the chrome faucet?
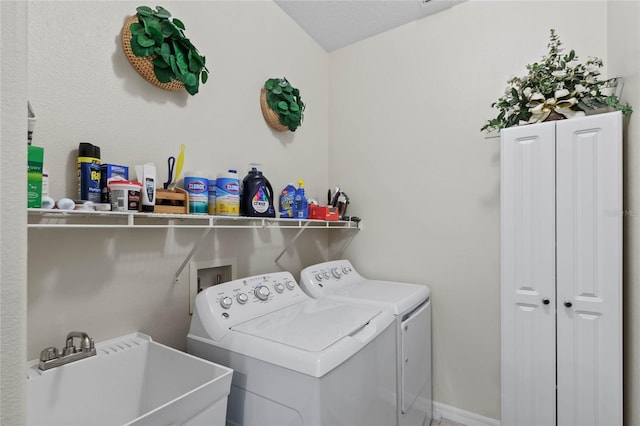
[38,331,97,370]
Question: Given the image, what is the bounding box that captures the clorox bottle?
[240,167,275,217]
[215,169,240,216]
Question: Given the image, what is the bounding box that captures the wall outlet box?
[27,145,44,208]
[189,259,236,314]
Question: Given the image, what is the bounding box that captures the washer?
[299,260,432,426]
[188,271,397,426]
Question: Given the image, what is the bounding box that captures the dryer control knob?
[331,268,342,279]
[236,293,248,304]
[275,282,285,293]
[285,280,296,290]
[255,285,271,301]
[220,296,233,309]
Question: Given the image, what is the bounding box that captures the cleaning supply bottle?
[279,183,296,218]
[294,179,309,219]
[240,167,275,217]
[135,163,156,213]
[77,142,101,202]
[216,169,240,216]
[184,172,208,214]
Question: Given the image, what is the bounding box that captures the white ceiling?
[274,0,465,52]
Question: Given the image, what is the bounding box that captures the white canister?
[184,173,209,215]
[215,170,240,216]
[108,181,142,212]
[208,178,217,215]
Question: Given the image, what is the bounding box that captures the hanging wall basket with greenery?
[260,77,305,132]
[121,6,209,95]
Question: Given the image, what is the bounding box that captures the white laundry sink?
[27,332,233,426]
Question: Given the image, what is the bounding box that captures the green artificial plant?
[129,5,208,95]
[264,77,305,131]
[481,29,632,133]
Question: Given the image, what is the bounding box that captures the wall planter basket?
[260,88,288,132]
[120,6,209,95]
[121,15,184,92]
[260,78,305,132]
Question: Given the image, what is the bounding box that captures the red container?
[309,204,339,221]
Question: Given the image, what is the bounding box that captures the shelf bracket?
[274,221,311,264]
[174,227,213,283]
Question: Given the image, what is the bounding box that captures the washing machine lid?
[231,299,381,352]
[331,280,430,316]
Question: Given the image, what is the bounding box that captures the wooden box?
[155,187,189,214]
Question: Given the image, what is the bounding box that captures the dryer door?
[400,300,431,415]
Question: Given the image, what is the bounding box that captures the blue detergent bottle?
[279,183,296,218]
[294,179,309,219]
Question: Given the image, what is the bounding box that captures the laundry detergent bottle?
[294,178,309,219]
[240,167,275,217]
[279,183,296,218]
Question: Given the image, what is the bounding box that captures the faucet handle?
[39,347,59,362]
[83,337,95,352]
[65,331,94,354]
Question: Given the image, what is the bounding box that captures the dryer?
[188,271,397,426]
[300,260,432,426]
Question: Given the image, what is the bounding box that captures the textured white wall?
[0,2,27,424]
[607,2,640,425]
[26,1,330,359]
[328,1,610,420]
[10,1,639,424]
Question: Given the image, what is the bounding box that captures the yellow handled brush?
[173,144,185,188]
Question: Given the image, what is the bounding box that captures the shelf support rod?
[274,221,311,264]
[174,228,212,283]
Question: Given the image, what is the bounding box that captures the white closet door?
[501,122,557,426]
[556,111,623,426]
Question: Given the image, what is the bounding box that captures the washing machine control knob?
[275,282,285,293]
[323,271,331,279]
[331,268,342,279]
[220,296,233,309]
[342,266,350,275]
[285,280,295,290]
[236,293,248,304]
[255,285,271,301]
[315,273,324,281]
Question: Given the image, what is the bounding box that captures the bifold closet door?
[500,121,556,426]
[555,111,623,426]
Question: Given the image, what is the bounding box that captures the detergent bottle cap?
[298,178,305,188]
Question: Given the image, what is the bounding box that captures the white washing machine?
[299,260,432,426]
[187,271,397,426]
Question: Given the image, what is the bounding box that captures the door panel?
[500,122,556,426]
[556,112,623,426]
[400,301,431,426]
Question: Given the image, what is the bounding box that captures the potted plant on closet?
[122,5,209,95]
[481,29,632,133]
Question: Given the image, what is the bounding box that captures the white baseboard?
[432,401,500,426]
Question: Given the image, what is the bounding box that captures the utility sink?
[27,333,233,426]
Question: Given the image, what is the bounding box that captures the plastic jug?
[279,183,296,218]
[240,167,275,217]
